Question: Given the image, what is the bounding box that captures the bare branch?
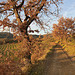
[7,13,14,17]
[52,0,58,7]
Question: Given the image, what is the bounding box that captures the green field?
[0,43,21,63]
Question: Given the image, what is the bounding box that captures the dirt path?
[29,44,75,75]
[42,44,75,75]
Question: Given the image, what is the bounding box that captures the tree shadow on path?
[28,44,75,75]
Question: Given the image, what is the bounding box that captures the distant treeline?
[0,32,13,39]
[0,32,44,39]
[0,32,53,44]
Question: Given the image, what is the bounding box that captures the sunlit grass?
[60,39,75,56]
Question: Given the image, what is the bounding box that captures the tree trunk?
[20,28,32,63]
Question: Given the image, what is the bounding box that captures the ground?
[29,44,75,75]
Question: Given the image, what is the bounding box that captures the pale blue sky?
[0,0,75,35]
[62,0,75,18]
[31,0,75,35]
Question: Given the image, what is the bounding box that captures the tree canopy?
[52,17,75,40]
[0,0,62,37]
[0,0,62,61]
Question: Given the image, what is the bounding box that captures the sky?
[0,0,75,35]
[62,0,75,18]
[30,0,75,35]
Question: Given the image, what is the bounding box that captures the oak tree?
[0,0,62,62]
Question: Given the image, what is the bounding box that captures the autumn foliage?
[0,0,63,74]
[0,0,62,62]
[52,17,75,41]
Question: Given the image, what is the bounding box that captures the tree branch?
[0,9,13,13]
[24,0,41,9]
[16,0,24,9]
[26,0,46,28]
[0,20,17,28]
[13,5,22,25]
[0,3,8,5]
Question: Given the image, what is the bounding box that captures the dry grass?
[0,36,55,75]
